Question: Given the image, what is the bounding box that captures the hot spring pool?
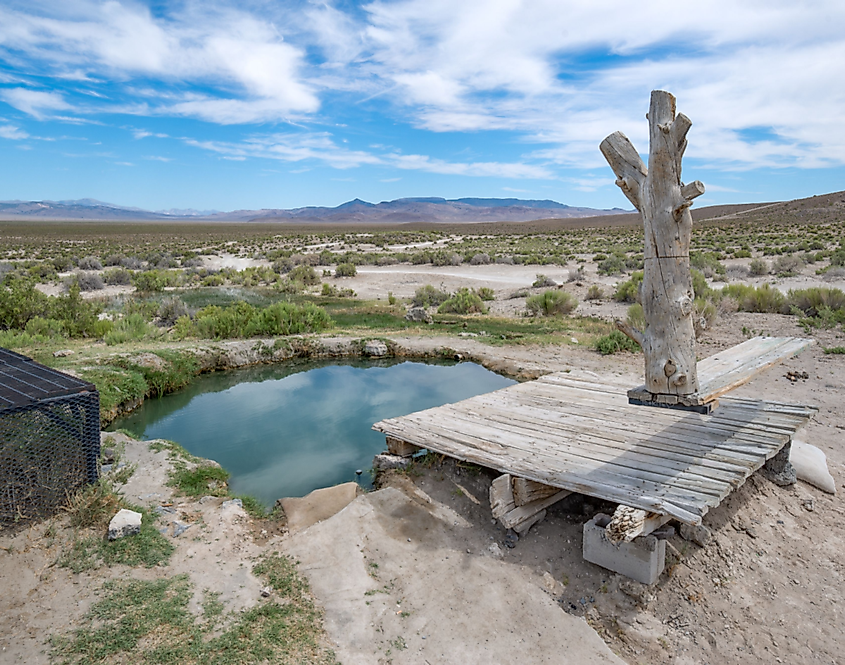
[108,359,515,506]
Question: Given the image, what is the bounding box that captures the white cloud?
[0,0,319,122]
[0,124,29,139]
[0,88,72,119]
[389,153,552,179]
[184,129,552,178]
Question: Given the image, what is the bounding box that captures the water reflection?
[109,360,515,505]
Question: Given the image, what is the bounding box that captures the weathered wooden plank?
[628,336,813,405]
[489,474,515,519]
[512,477,565,506]
[500,489,570,530]
[386,436,420,457]
[605,505,673,544]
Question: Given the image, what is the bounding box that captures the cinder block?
[582,514,665,584]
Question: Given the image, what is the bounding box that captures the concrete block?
[583,515,665,585]
[108,508,142,540]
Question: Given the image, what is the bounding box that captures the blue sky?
[0,0,843,212]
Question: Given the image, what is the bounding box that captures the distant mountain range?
[0,197,629,223]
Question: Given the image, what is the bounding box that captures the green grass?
[58,482,174,574]
[823,346,845,354]
[595,330,642,355]
[168,464,231,498]
[52,554,338,665]
[79,366,148,422]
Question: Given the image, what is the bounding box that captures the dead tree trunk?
[600,90,705,399]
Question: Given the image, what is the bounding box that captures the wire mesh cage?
[0,348,100,525]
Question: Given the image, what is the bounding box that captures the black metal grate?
[0,348,100,525]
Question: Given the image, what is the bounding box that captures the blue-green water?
[109,360,515,505]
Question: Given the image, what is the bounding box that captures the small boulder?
[108,508,142,540]
[791,439,836,494]
[373,453,412,471]
[679,522,711,547]
[405,307,432,323]
[363,340,389,357]
[53,349,74,358]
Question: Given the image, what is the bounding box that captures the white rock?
[108,508,142,540]
[791,439,836,494]
[53,349,74,357]
[363,340,389,357]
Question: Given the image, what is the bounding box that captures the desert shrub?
[103,254,125,267]
[691,268,714,301]
[592,254,607,262]
[78,256,103,271]
[119,256,144,270]
[690,252,726,278]
[595,330,640,355]
[597,253,627,276]
[133,270,177,293]
[585,285,604,300]
[438,288,486,315]
[694,298,717,337]
[830,248,845,267]
[749,258,769,276]
[823,266,845,281]
[772,255,804,276]
[103,267,132,285]
[321,283,356,298]
[475,287,495,301]
[626,303,646,333]
[613,271,643,303]
[786,287,845,316]
[726,265,750,280]
[52,256,74,272]
[469,253,490,265]
[430,250,462,267]
[525,290,577,317]
[24,316,66,338]
[568,266,585,282]
[722,283,786,313]
[288,264,320,286]
[189,301,332,339]
[335,263,357,277]
[28,262,57,281]
[247,301,333,336]
[104,313,153,346]
[733,249,752,259]
[158,297,189,326]
[412,284,450,308]
[377,256,398,266]
[533,274,556,288]
[74,272,104,291]
[201,273,225,287]
[272,257,294,274]
[278,278,305,295]
[495,255,515,265]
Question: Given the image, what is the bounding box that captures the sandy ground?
[2,259,844,664]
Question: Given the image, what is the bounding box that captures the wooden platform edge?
[628,336,814,409]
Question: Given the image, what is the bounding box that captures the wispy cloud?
[183,130,551,179]
[0,123,29,139]
[0,88,72,119]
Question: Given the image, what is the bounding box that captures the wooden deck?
[373,373,816,525]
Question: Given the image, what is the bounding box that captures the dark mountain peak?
[336,198,374,209]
